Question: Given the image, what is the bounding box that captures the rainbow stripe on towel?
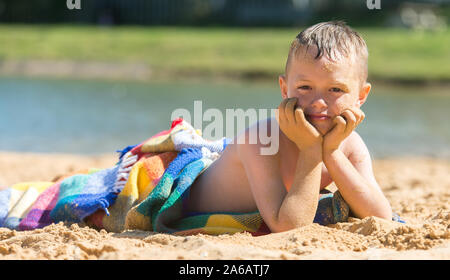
[0,182,53,230]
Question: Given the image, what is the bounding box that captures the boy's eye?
[297,85,311,90]
[330,87,344,93]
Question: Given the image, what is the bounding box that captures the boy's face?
[279,46,371,135]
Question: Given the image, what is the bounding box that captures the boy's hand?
[276,98,322,151]
[323,107,365,153]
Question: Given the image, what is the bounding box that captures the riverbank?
[0,151,449,259]
[2,59,450,88]
[0,25,449,86]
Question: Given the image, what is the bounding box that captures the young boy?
[186,21,392,233]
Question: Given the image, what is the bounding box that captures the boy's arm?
[239,142,322,233]
[238,98,323,232]
[323,108,392,219]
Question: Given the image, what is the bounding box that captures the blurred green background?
[0,0,449,158]
[0,0,449,83]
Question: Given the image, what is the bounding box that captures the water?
[0,76,449,159]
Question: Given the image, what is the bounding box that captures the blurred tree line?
[0,0,447,27]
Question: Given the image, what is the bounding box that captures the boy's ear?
[279,75,288,99]
[357,82,371,107]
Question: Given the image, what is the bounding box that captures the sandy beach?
[0,151,449,260]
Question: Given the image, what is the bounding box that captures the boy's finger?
[278,98,289,113]
[279,98,289,108]
[356,107,365,124]
[341,110,356,135]
[295,108,320,137]
[358,109,366,125]
[285,98,297,124]
[294,107,307,126]
[349,107,364,126]
[277,99,289,123]
[342,109,356,124]
[329,115,346,135]
[334,115,346,128]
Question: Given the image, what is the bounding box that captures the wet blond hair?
[285,21,369,84]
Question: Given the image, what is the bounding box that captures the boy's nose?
[310,98,327,111]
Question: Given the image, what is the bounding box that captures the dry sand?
[0,151,449,260]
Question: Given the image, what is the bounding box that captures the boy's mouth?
[306,113,330,121]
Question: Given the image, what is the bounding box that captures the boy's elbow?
[268,203,318,232]
[377,207,394,221]
[269,215,314,233]
[358,202,393,221]
[376,199,393,220]
[270,222,306,233]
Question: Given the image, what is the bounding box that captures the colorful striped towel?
[84,118,351,235]
[0,182,54,230]
[1,118,386,235]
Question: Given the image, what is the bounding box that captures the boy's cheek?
[332,98,354,116]
[337,94,359,109]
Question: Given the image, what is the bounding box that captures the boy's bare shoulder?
[234,118,281,166]
[235,117,279,152]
